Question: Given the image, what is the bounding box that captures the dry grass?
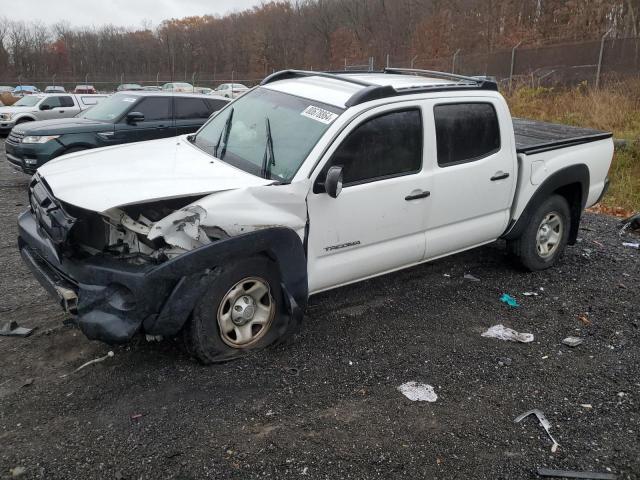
[504,80,640,212]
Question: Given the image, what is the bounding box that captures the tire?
[183,255,292,364]
[508,194,571,271]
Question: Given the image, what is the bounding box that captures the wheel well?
[553,182,583,244]
[15,117,34,123]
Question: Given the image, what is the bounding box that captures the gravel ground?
[0,143,639,480]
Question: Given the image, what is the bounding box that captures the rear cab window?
[174,97,212,120]
[434,102,500,167]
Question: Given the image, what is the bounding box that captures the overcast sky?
[7,0,264,28]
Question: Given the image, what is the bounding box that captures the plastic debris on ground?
[622,242,639,249]
[463,273,480,282]
[514,409,560,453]
[62,351,114,377]
[620,212,640,234]
[577,314,592,326]
[0,321,34,337]
[397,382,438,402]
[562,336,583,347]
[500,293,520,308]
[482,324,534,343]
[523,292,539,296]
[537,467,617,479]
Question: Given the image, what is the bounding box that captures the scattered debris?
[398,382,438,402]
[130,413,144,422]
[577,314,592,326]
[622,242,639,249]
[514,409,560,452]
[62,351,114,377]
[500,293,520,308]
[21,378,34,388]
[592,239,605,248]
[463,273,480,282]
[0,321,34,337]
[9,466,26,477]
[620,212,640,234]
[443,273,451,278]
[285,367,299,376]
[580,404,593,409]
[498,357,512,367]
[562,336,584,347]
[482,324,534,343]
[537,467,617,479]
[523,292,539,296]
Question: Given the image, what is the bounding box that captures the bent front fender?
[144,226,308,337]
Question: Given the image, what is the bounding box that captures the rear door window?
[434,103,501,167]
[206,98,229,112]
[135,97,172,122]
[174,98,212,119]
[59,96,75,107]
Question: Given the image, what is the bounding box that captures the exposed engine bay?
[60,181,310,265]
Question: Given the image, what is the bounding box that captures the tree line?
[1,0,639,83]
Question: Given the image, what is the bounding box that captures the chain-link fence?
[3,36,640,93]
[391,36,640,89]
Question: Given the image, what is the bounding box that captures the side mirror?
[324,166,343,199]
[39,104,51,111]
[126,111,145,124]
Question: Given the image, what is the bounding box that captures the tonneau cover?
[513,118,612,155]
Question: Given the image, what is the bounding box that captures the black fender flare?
[502,164,589,244]
[144,227,308,337]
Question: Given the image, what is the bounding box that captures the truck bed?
[513,118,612,155]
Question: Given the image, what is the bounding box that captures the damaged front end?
[18,174,310,344]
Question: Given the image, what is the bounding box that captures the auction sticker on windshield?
[301,106,338,125]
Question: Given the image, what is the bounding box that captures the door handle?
[405,190,431,201]
[491,172,510,181]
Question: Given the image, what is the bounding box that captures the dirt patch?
[0,144,639,479]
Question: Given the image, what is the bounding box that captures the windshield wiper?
[214,107,234,158]
[261,117,276,179]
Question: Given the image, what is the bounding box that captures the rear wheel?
[183,256,292,364]
[508,194,571,271]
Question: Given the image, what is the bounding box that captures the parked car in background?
[194,86,213,94]
[0,93,107,136]
[5,92,229,173]
[142,85,162,91]
[214,83,249,98]
[14,69,614,361]
[117,83,144,91]
[44,86,66,93]
[162,82,194,93]
[13,86,40,96]
[74,85,97,94]
[0,86,13,93]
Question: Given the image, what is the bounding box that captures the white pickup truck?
[0,93,107,135]
[18,69,613,363]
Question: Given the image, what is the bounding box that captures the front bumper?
[4,137,66,174]
[18,210,178,343]
[0,121,15,135]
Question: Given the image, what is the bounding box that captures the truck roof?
[261,69,498,108]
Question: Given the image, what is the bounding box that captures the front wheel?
[183,256,293,364]
[508,194,571,271]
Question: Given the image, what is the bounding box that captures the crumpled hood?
[38,136,272,212]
